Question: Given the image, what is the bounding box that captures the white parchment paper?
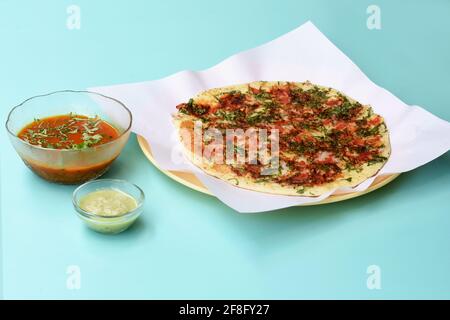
[91,21,450,212]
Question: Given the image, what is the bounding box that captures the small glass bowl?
[5,90,132,184]
[72,179,145,234]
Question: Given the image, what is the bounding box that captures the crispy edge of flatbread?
[173,81,391,196]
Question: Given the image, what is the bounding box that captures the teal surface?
[1,0,449,299]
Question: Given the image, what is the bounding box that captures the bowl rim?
[5,90,133,152]
[72,178,145,220]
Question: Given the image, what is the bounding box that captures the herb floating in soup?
[18,113,119,149]
[14,113,124,184]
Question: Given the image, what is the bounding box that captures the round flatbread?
[173,81,390,196]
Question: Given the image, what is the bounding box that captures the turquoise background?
[1,0,449,299]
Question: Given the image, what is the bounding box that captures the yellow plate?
[137,135,400,206]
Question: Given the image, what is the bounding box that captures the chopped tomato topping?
[177,82,388,188]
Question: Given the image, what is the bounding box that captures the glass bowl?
[5,90,132,184]
[72,179,145,234]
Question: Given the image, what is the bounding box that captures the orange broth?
[18,114,119,149]
[17,114,121,184]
